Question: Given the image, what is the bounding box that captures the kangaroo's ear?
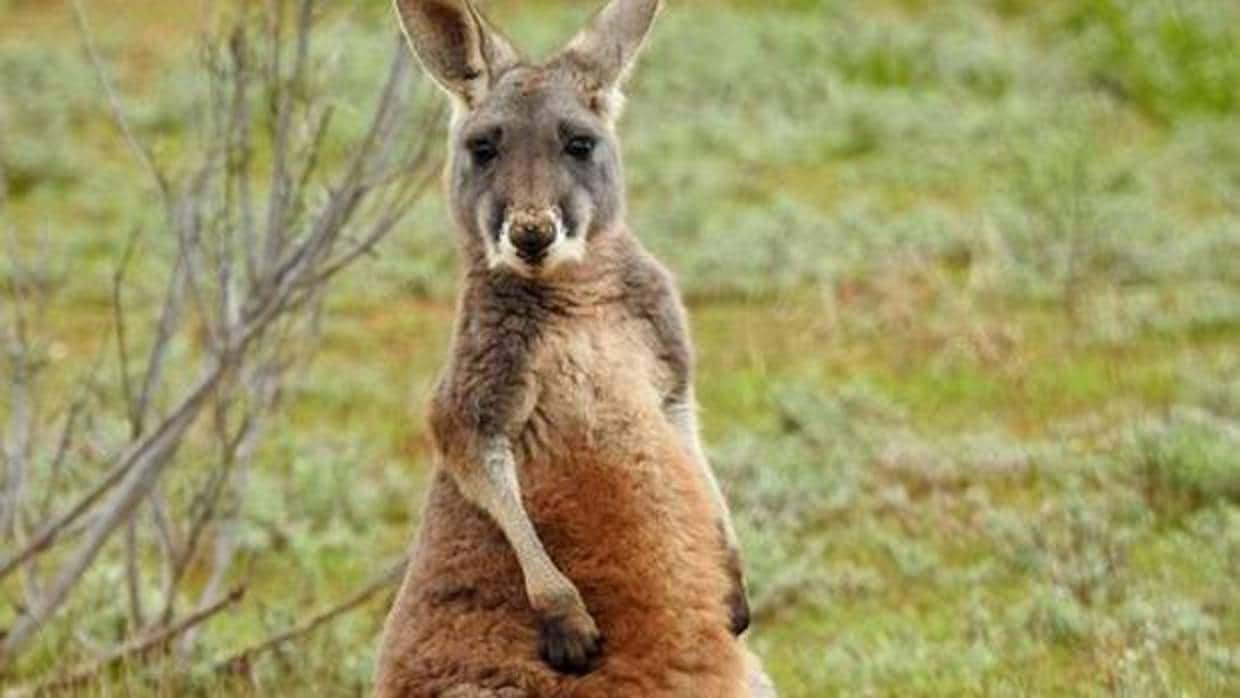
[556,0,661,116]
[394,0,520,109]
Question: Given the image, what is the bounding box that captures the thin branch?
[174,166,222,354]
[148,485,181,614]
[0,360,230,664]
[68,0,171,205]
[111,225,142,436]
[124,517,145,629]
[262,0,314,272]
[135,254,189,435]
[39,339,108,518]
[0,436,135,582]
[225,24,259,287]
[3,587,245,698]
[160,360,275,625]
[287,104,335,230]
[214,560,405,675]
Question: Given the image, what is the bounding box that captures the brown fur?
[376,1,766,695]
[375,238,749,697]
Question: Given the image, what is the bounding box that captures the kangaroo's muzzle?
[501,208,564,267]
[510,223,556,263]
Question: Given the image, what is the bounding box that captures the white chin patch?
[485,213,585,278]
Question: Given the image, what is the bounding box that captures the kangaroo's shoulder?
[616,240,694,386]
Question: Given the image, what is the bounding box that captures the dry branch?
[3,587,245,698]
[215,559,406,676]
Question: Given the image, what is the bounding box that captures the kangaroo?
[375,1,772,696]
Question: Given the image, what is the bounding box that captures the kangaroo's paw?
[727,581,751,636]
[538,608,602,675]
[724,542,751,635]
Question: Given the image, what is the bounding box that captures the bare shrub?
[0,0,439,681]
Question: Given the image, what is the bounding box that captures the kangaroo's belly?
[526,437,742,696]
[380,430,741,693]
[378,433,742,697]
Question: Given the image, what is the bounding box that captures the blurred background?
[1,0,1238,695]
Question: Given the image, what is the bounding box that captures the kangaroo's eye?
[466,138,498,167]
[564,135,596,160]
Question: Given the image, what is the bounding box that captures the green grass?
[2,0,1239,695]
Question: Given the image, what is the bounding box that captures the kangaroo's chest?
[515,309,672,459]
[513,308,703,544]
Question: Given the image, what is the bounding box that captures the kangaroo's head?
[395,0,660,278]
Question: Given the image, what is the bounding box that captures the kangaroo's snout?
[510,219,556,260]
[503,208,562,266]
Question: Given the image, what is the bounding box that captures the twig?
[124,517,145,629]
[0,360,230,664]
[68,0,171,205]
[0,445,137,581]
[161,360,275,626]
[39,338,108,518]
[214,559,406,675]
[149,486,182,588]
[111,225,143,437]
[1,232,35,543]
[135,253,189,435]
[3,587,245,698]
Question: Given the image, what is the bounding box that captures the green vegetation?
[2,0,1238,694]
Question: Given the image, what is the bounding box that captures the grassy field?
[2,0,1239,695]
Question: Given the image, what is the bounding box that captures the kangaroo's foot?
[538,604,602,675]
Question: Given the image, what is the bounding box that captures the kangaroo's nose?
[508,217,556,261]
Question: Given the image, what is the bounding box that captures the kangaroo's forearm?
[444,434,583,613]
[429,341,602,673]
[440,429,601,667]
[666,394,751,635]
[637,278,734,540]
[665,395,737,545]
